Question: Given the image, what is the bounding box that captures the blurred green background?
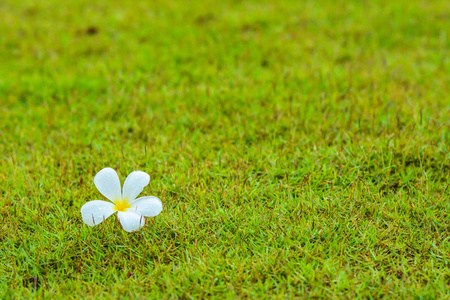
[0,0,449,298]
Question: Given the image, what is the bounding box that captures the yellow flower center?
[113,198,131,212]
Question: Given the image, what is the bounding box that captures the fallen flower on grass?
[81,167,162,232]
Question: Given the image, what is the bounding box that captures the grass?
[0,0,449,298]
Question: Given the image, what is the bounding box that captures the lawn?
[0,0,449,298]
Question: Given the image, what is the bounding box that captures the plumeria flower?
[81,168,162,232]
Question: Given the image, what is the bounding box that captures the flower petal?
[122,171,150,201]
[81,200,115,226]
[131,196,163,217]
[94,168,122,201]
[117,211,145,232]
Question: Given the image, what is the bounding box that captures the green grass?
[0,0,449,298]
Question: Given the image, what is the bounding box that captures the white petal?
[131,196,163,217]
[81,200,115,226]
[94,168,122,201]
[117,211,145,232]
[122,171,150,201]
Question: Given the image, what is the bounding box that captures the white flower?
[81,168,162,232]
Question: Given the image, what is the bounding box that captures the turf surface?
[0,0,449,298]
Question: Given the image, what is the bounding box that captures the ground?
[0,0,449,298]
